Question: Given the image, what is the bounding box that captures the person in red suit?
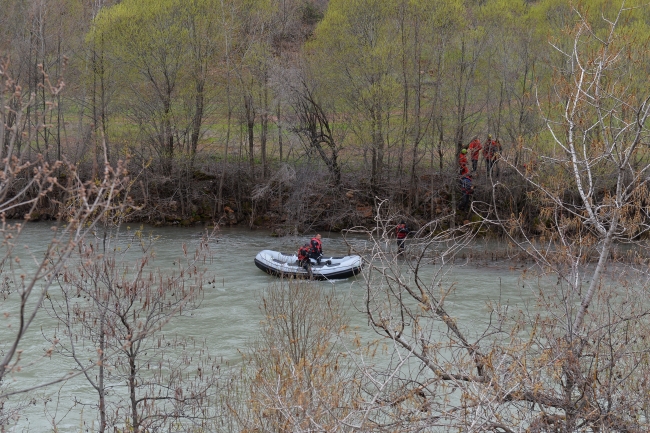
[396,222,410,254]
[483,134,501,175]
[459,148,469,176]
[309,234,323,264]
[468,136,482,173]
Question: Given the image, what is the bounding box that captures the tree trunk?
[261,81,268,179]
[98,318,107,433]
[129,350,139,431]
[409,13,423,211]
[277,102,283,162]
[190,80,205,166]
[245,93,255,175]
[163,98,174,174]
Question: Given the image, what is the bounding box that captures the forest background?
[3,0,637,234]
[4,0,650,432]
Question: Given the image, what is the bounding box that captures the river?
[2,222,530,431]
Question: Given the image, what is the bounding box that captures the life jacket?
[396,224,409,239]
[483,140,493,159]
[469,139,482,160]
[310,237,322,254]
[298,244,311,261]
[483,139,501,160]
[459,153,468,167]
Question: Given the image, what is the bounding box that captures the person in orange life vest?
[459,148,469,176]
[483,134,501,175]
[493,138,502,173]
[310,233,323,264]
[396,221,410,253]
[297,244,311,268]
[468,136,482,172]
[459,173,474,211]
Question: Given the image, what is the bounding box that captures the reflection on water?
[3,222,528,431]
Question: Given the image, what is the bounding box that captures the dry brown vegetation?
[3,1,650,431]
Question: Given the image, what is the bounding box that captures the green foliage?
[87,0,230,165]
[92,0,188,63]
[301,1,323,25]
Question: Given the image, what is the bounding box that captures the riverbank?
[13,160,535,239]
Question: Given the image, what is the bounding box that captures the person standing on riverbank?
[459,148,469,177]
[459,173,474,211]
[483,134,501,175]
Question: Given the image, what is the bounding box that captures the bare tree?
[289,75,342,187]
[509,3,650,335]
[44,228,218,432]
[347,4,650,432]
[229,279,364,432]
[0,65,131,415]
[346,201,489,431]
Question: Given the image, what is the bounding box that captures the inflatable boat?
[254,250,362,280]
